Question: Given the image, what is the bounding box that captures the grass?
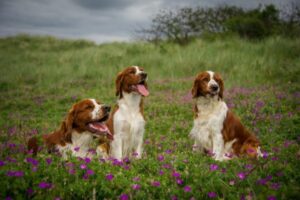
[0,34,299,199]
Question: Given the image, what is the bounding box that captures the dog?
[28,99,112,159]
[189,71,262,161]
[103,66,149,160]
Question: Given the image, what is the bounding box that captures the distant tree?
[136,6,243,44]
[280,3,300,37]
[136,3,299,44]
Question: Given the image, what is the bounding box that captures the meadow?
[0,35,299,199]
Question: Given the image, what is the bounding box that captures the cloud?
[0,0,298,43]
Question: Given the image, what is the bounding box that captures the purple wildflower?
[225,153,233,158]
[245,164,253,169]
[38,182,52,189]
[283,140,293,148]
[26,157,39,166]
[208,192,217,198]
[6,157,17,163]
[46,158,52,165]
[132,152,139,157]
[5,196,12,200]
[88,148,96,155]
[86,169,94,176]
[267,196,277,200]
[0,160,5,167]
[165,149,172,154]
[119,194,129,200]
[162,163,172,169]
[221,168,227,173]
[74,147,80,152]
[276,171,284,177]
[132,177,140,182]
[32,166,38,172]
[68,168,76,175]
[8,126,17,136]
[106,173,114,181]
[210,164,218,171]
[80,164,87,169]
[172,171,181,178]
[176,178,183,185]
[132,184,141,190]
[171,195,178,200]
[184,185,191,192]
[122,157,130,164]
[262,151,269,159]
[270,183,281,190]
[84,157,91,164]
[157,154,164,161]
[272,157,279,161]
[112,159,123,166]
[123,165,130,170]
[82,173,89,180]
[159,170,164,175]
[152,181,160,187]
[8,143,16,149]
[237,172,246,180]
[6,170,24,177]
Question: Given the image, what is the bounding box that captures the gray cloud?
[0,0,298,43]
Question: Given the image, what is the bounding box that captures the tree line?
[136,4,300,44]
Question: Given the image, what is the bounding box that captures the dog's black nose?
[211,84,219,92]
[140,72,147,79]
[103,105,111,112]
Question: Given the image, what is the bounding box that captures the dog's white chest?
[190,97,228,150]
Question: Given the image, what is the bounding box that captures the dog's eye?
[85,105,93,109]
[202,78,209,82]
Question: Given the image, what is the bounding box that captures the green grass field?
[0,35,299,199]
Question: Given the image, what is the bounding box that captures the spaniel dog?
[189,71,262,161]
[103,66,149,160]
[28,99,112,159]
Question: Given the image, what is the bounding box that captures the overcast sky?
[0,0,298,43]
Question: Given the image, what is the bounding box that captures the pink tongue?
[89,122,112,137]
[137,84,149,97]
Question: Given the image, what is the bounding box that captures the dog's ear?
[191,78,199,98]
[116,72,124,98]
[59,105,76,143]
[214,73,224,99]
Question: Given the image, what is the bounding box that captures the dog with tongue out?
[28,99,113,159]
[99,66,149,160]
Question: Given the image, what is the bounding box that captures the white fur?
[134,66,142,75]
[110,91,145,160]
[207,71,219,93]
[57,131,94,159]
[190,95,230,161]
[90,98,102,120]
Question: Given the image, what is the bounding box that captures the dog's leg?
[134,123,145,159]
[110,120,130,160]
[110,136,122,160]
[212,133,225,161]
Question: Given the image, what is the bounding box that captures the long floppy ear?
[191,78,199,98]
[59,106,75,143]
[216,73,224,99]
[116,72,124,98]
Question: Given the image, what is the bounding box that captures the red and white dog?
[189,71,262,161]
[28,99,112,159]
[104,66,149,160]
